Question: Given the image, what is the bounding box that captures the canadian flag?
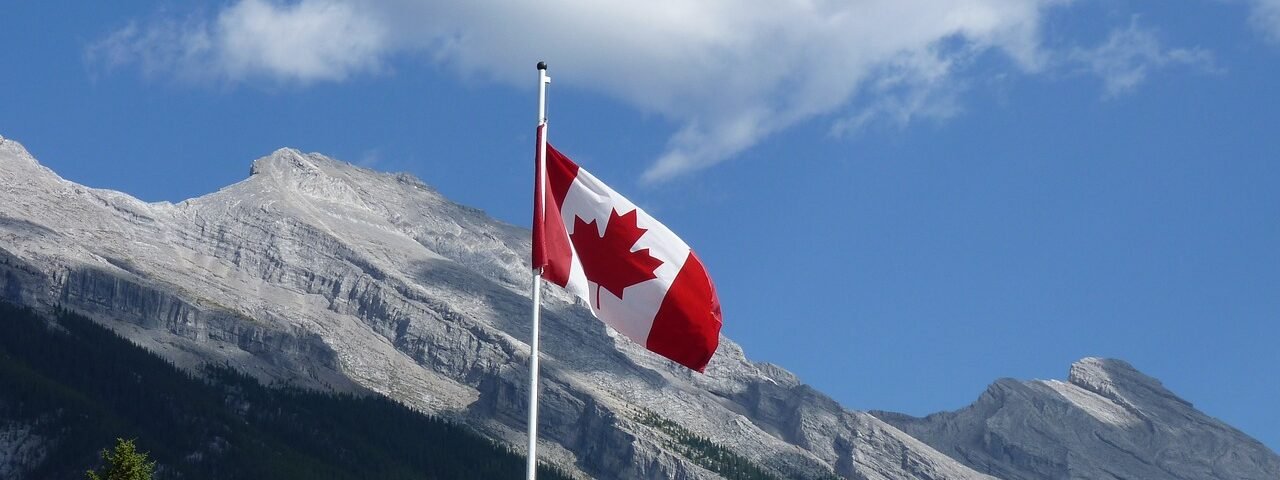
[532,129,722,372]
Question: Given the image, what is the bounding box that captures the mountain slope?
[0,134,987,479]
[0,301,577,479]
[874,358,1280,479]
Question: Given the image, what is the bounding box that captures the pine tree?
[86,438,155,480]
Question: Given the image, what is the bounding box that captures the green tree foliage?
[86,438,155,480]
[0,301,575,480]
[634,409,842,480]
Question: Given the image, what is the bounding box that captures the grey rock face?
[0,418,45,479]
[875,358,1280,479]
[0,135,987,479]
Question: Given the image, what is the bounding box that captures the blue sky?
[3,1,1278,451]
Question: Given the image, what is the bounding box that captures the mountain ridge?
[1,134,1275,479]
[873,357,1279,479]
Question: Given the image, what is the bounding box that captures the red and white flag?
[532,130,722,372]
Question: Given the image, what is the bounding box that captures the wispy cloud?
[1250,0,1280,43]
[92,0,1074,180]
[1070,20,1217,98]
[829,48,969,137]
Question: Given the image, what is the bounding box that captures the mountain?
[1,133,1275,479]
[873,358,1280,479]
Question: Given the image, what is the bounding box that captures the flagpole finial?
[537,61,547,71]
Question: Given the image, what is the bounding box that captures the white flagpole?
[526,60,550,480]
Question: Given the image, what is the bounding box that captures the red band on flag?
[545,144,577,205]
[535,141,579,287]
[646,252,722,372]
[532,125,547,270]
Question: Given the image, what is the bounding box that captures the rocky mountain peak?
[248,147,315,176]
[0,137,50,174]
[1068,357,1144,387]
[876,357,1280,480]
[0,138,75,201]
[240,148,384,210]
[1067,356,1192,414]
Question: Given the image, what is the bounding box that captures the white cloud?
[215,0,386,82]
[94,0,1072,180]
[89,0,386,83]
[1070,20,1216,98]
[1250,0,1280,43]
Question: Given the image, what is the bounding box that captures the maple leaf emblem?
[570,208,664,308]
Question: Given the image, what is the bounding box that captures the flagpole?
[526,60,550,480]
